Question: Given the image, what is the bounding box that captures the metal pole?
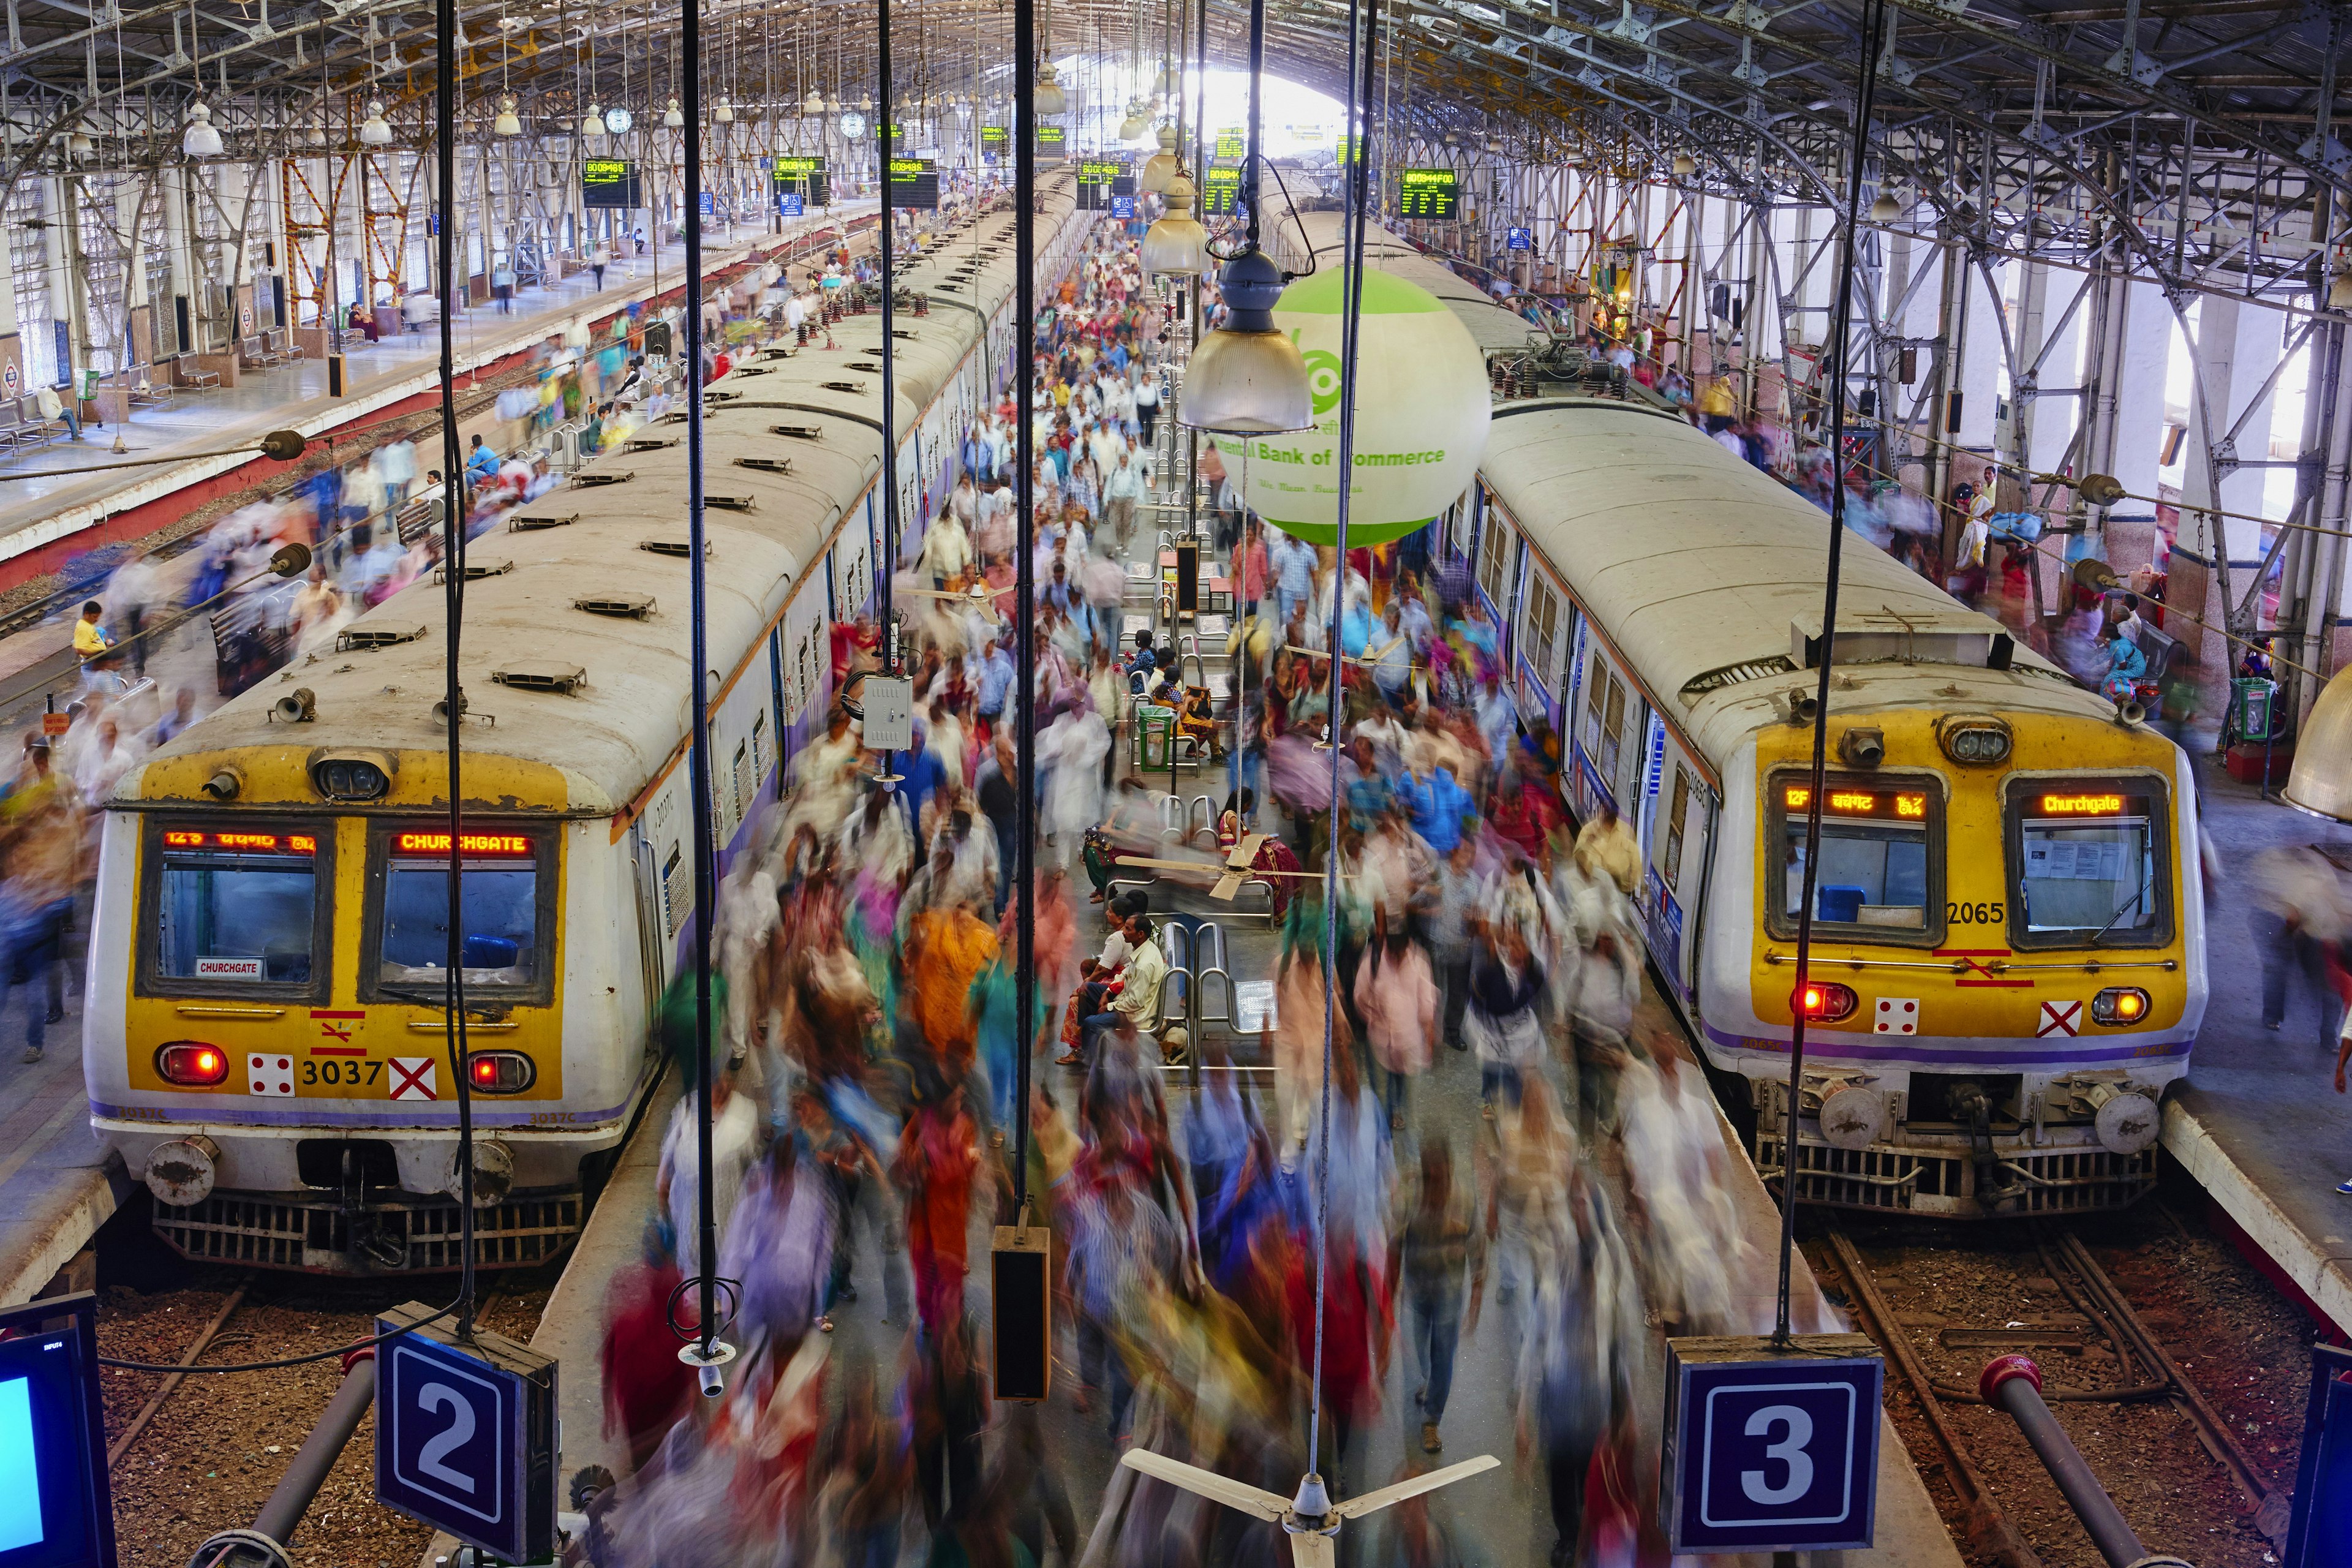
[251,1356,377,1545]
[1009,0,1038,1220]
[1980,1359,2149,1568]
[680,0,718,1354]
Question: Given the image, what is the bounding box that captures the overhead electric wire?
[1775,0,1893,1348]
[97,1298,463,1374]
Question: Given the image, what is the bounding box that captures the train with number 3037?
[81,179,1087,1272]
[1290,213,2206,1218]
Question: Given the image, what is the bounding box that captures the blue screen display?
[0,1378,43,1551]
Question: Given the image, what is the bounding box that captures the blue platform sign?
[374,1305,557,1566]
[778,192,805,217]
[1111,194,1136,219]
[1664,1336,1882,1553]
[2286,1343,2352,1567]
[1506,225,1532,251]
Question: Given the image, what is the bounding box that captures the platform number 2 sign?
[375,1309,556,1564]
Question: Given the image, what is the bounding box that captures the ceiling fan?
[1118,1449,1499,1566]
[897,579,1016,621]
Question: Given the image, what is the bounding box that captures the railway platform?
[2159,747,2352,1337]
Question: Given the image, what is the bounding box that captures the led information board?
[889,156,940,210]
[1398,167,1461,219]
[1199,165,1242,216]
[981,124,1008,146]
[772,155,829,208]
[581,159,642,209]
[1215,127,1245,159]
[1036,124,1067,159]
[1077,159,1123,211]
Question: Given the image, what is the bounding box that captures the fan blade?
[1287,1530,1336,1568]
[1226,831,1267,869]
[1118,1450,1290,1522]
[1328,1455,1501,1520]
[1210,872,1245,901]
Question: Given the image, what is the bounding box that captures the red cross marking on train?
[389,1057,438,1101]
[2038,1000,2082,1038]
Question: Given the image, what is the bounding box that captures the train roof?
[126,176,1082,816]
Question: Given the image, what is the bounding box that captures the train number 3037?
[303,1060,385,1087]
[1947,900,2006,925]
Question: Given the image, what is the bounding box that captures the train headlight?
[2091,986,2151,1025]
[1795,981,1859,1023]
[144,1134,222,1208]
[308,749,395,802]
[466,1050,537,1093]
[156,1041,230,1086]
[1937,716,2013,766]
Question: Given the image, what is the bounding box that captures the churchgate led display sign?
[581,159,642,208]
[1397,167,1461,219]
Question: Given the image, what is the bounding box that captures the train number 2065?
[1947,900,2006,924]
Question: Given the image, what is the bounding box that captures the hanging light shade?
[2331,269,2352,311]
[1141,171,1208,276]
[581,102,608,136]
[663,97,684,128]
[1869,191,1904,223]
[1140,123,1181,193]
[1181,249,1313,434]
[1239,266,1492,545]
[1151,56,1177,95]
[825,94,842,113]
[802,88,825,113]
[714,96,735,123]
[494,94,522,135]
[360,99,394,145]
[1035,62,1067,117]
[858,93,873,111]
[1118,99,1149,140]
[1671,151,1696,176]
[183,100,224,159]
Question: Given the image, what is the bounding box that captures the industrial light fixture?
[1671,151,1695,176]
[494,94,522,135]
[581,102,608,136]
[663,96,685,127]
[360,99,394,144]
[858,93,873,111]
[1118,99,1149,140]
[802,88,825,113]
[1869,191,1904,222]
[715,95,735,123]
[1140,122,1181,192]
[183,100,224,158]
[1151,56,1177,94]
[1140,171,1208,276]
[1035,62,1068,116]
[2331,268,2352,311]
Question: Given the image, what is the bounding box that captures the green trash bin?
[1136,704,1174,770]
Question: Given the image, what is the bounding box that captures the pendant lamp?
[1671,151,1695,176]
[803,88,825,113]
[494,94,523,135]
[183,100,224,159]
[1140,171,1207,276]
[663,97,685,128]
[581,102,608,136]
[1140,123,1180,192]
[1118,99,1148,140]
[1869,192,1904,222]
[360,99,394,144]
[1182,247,1312,433]
[1035,62,1067,116]
[715,96,736,124]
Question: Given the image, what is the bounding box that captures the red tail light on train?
[156,1042,230,1086]
[467,1051,537,1093]
[1795,982,1859,1023]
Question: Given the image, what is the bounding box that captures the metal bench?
[170,353,221,390]
[241,335,284,369]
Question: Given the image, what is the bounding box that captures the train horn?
[1785,688,1820,726]
[2113,695,2146,725]
[273,687,316,723]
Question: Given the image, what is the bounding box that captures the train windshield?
[2010,784,2168,946]
[374,831,542,989]
[154,829,320,985]
[1773,780,1936,935]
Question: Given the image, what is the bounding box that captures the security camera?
[698,1361,725,1399]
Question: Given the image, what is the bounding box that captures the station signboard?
[1397,167,1461,219]
[1198,165,1242,216]
[581,158,641,209]
[1077,159,1123,211]
[374,1303,557,1567]
[1507,226,1533,251]
[1036,124,1067,160]
[889,157,940,211]
[772,155,829,209]
[1662,1335,1882,1554]
[1214,127,1245,159]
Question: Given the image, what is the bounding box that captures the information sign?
[1110,194,1136,220]
[1036,124,1067,159]
[1214,127,1245,159]
[778,192,804,217]
[374,1302,557,1566]
[0,1294,117,1568]
[1662,1335,1882,1554]
[581,158,641,209]
[889,156,940,210]
[1398,167,1462,219]
[772,155,829,208]
[1198,165,1242,216]
[981,124,1008,145]
[1076,159,1123,211]
[1507,226,1533,251]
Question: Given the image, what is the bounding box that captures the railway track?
[1812,1207,2305,1568]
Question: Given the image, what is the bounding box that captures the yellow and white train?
[1293,214,2206,1217]
[85,181,1088,1272]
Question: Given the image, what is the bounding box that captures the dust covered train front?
[81,184,1089,1271]
[1294,214,2208,1217]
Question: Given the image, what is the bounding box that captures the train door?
[1640,743,1714,1003]
[1572,638,1637,821]
[1516,570,1568,729]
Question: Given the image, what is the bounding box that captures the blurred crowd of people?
[572,219,1780,1568]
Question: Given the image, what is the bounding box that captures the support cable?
[1776,0,1892,1348]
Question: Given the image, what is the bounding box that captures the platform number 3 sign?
[1664,1336,1883,1552]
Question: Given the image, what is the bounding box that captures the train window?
[1768,775,1943,941]
[150,827,323,987]
[1663,766,1692,891]
[1600,673,1627,778]
[1477,518,1513,605]
[2005,780,2171,949]
[1525,580,1559,686]
[369,829,548,995]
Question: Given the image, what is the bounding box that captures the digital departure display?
[1036,124,1066,159]
[1198,166,1242,215]
[581,159,642,209]
[1214,128,1245,159]
[164,829,318,854]
[1782,785,1928,821]
[393,832,534,857]
[1398,167,1461,219]
[2037,792,2130,816]
[772,156,830,208]
[888,156,939,210]
[1077,159,1124,211]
